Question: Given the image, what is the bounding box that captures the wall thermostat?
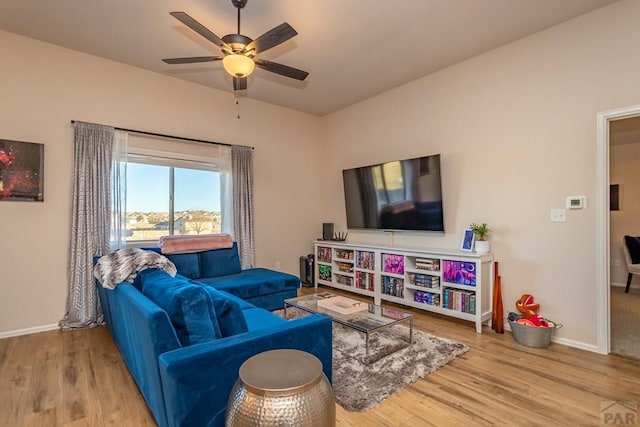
[566,196,586,209]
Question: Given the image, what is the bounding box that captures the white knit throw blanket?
[93,248,177,290]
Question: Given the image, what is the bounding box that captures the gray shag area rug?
[276,309,468,412]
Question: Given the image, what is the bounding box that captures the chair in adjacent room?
[622,236,640,293]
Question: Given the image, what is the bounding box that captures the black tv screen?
[342,154,444,232]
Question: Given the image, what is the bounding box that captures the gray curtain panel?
[232,145,255,269]
[59,122,114,330]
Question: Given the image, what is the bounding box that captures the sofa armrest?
[104,283,181,427]
[158,314,332,427]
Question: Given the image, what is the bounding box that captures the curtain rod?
[70,120,254,150]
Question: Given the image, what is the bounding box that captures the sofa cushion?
[133,268,192,291]
[141,270,221,346]
[165,252,201,279]
[242,307,287,331]
[625,235,640,264]
[196,284,249,337]
[199,243,242,278]
[131,268,153,291]
[195,268,300,300]
[215,290,255,310]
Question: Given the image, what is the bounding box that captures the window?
[372,161,404,206]
[122,137,231,244]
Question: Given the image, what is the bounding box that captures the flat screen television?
[342,154,444,232]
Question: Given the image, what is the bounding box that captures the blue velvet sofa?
[96,244,333,427]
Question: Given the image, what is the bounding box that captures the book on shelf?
[414,290,440,306]
[418,278,439,283]
[413,277,439,284]
[443,288,476,314]
[337,262,353,273]
[335,249,354,260]
[355,271,374,291]
[415,257,439,264]
[355,251,375,270]
[335,274,353,287]
[415,258,440,271]
[411,282,440,290]
[382,275,404,298]
[408,273,439,288]
[317,246,332,263]
[415,275,439,282]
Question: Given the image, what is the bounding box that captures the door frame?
[596,103,640,354]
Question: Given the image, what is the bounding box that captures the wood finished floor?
[1,285,639,426]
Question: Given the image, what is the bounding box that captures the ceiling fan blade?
[254,58,309,81]
[233,76,247,91]
[170,11,230,51]
[245,22,297,54]
[162,56,223,64]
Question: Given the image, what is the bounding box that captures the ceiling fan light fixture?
[222,54,255,77]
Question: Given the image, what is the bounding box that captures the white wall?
[610,141,640,286]
[0,30,323,335]
[322,0,640,349]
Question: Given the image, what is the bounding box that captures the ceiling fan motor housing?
[222,34,253,55]
[231,0,248,9]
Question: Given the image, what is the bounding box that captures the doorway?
[609,116,640,358]
[596,104,640,355]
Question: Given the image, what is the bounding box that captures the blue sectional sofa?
[96,244,333,427]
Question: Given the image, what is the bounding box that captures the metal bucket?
[508,317,562,348]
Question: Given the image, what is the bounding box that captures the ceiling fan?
[162,0,308,91]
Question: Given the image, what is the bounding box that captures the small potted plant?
[470,222,490,253]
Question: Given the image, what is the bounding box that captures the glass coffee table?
[284,292,413,361]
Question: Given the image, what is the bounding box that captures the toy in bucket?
[508,294,562,348]
[515,294,549,326]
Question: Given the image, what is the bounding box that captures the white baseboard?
[0,320,610,355]
[611,281,640,290]
[0,323,59,339]
[504,324,601,353]
[552,336,600,353]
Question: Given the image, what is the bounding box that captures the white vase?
[475,240,491,254]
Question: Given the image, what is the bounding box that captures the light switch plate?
[550,209,567,222]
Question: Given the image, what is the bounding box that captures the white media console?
[314,240,494,333]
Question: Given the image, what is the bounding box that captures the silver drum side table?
[226,349,335,426]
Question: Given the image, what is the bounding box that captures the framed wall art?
[610,184,619,211]
[0,139,44,202]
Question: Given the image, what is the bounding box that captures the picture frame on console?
[460,229,475,252]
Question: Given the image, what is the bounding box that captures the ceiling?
[0,0,619,116]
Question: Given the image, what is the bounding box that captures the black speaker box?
[299,254,314,286]
[322,223,334,240]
